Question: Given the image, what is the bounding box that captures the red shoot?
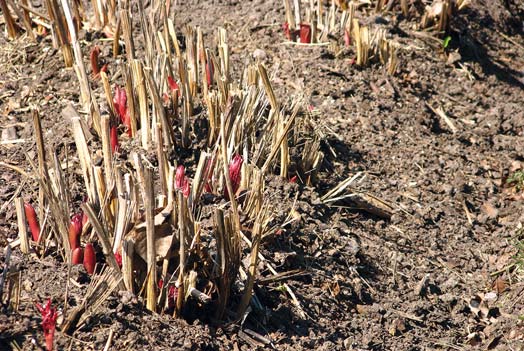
[175,165,185,190]
[289,175,298,183]
[72,247,83,265]
[24,202,40,242]
[175,165,190,197]
[113,86,131,136]
[114,250,122,267]
[167,76,181,96]
[299,23,311,44]
[283,22,292,40]
[158,279,177,309]
[182,180,191,198]
[83,243,96,275]
[225,154,243,200]
[68,213,83,251]
[110,126,119,153]
[205,60,214,87]
[35,299,58,351]
[90,46,101,77]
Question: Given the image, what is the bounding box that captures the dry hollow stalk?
[0,0,19,39]
[60,0,101,132]
[237,208,265,317]
[32,111,48,225]
[14,198,30,254]
[141,164,157,312]
[5,0,35,41]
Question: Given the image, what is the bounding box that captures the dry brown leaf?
[492,277,508,294]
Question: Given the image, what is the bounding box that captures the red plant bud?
[90,46,101,77]
[203,157,216,193]
[114,251,122,267]
[344,29,351,47]
[167,76,180,95]
[225,154,243,199]
[110,126,119,153]
[35,299,58,351]
[283,22,292,40]
[205,60,214,87]
[158,279,177,309]
[72,247,83,265]
[68,213,83,251]
[175,165,191,197]
[83,243,96,275]
[113,86,127,122]
[289,175,298,183]
[175,165,185,190]
[24,202,40,242]
[299,23,311,44]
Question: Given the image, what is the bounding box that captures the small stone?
[1,127,17,142]
[447,51,462,65]
[23,280,33,292]
[252,49,267,60]
[343,337,352,350]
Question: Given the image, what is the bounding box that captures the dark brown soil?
[2,0,524,350]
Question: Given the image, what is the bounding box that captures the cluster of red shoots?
[175,154,243,200]
[69,212,96,275]
[35,299,58,351]
[24,203,96,275]
[110,85,131,153]
[283,22,312,43]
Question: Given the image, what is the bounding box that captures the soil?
[2,0,524,350]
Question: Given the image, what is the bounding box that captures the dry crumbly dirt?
[2,0,524,350]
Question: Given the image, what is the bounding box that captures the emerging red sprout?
[205,60,214,87]
[114,250,122,267]
[68,213,83,251]
[225,154,243,200]
[90,46,101,77]
[83,243,96,275]
[175,165,185,190]
[203,157,216,193]
[283,22,292,40]
[167,76,181,96]
[175,165,191,197]
[289,175,298,183]
[24,202,40,242]
[110,126,119,153]
[72,247,83,265]
[299,23,312,44]
[182,180,191,198]
[158,279,178,309]
[113,86,131,136]
[35,299,58,351]
[113,86,127,122]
